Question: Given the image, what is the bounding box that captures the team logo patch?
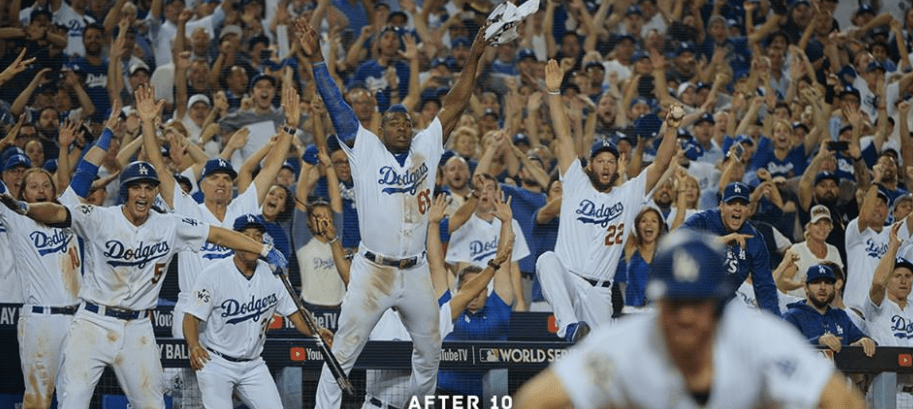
[79,204,93,215]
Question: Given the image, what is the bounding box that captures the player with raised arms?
[536,59,681,342]
[294,15,491,407]
[515,229,865,409]
[0,151,287,408]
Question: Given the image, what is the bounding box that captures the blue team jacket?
[782,301,868,345]
[682,209,779,315]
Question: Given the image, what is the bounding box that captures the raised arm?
[870,222,903,307]
[545,59,576,174]
[427,194,451,299]
[136,85,178,207]
[296,17,359,143]
[248,86,297,204]
[437,26,492,143]
[643,106,682,192]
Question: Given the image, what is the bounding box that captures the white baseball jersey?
[552,303,835,409]
[186,256,297,360]
[67,203,209,310]
[339,118,443,257]
[0,188,83,306]
[296,239,346,306]
[0,223,22,303]
[555,160,648,281]
[843,218,890,312]
[445,215,530,268]
[172,182,260,298]
[863,294,913,346]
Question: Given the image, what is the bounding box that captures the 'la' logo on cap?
[673,250,699,282]
[219,159,227,167]
[139,165,148,175]
[247,215,256,223]
[733,185,741,193]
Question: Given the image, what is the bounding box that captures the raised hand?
[106,98,123,131]
[427,193,450,224]
[135,85,164,123]
[492,195,513,222]
[0,49,36,84]
[294,16,323,62]
[398,33,418,61]
[58,119,83,148]
[544,59,562,92]
[282,85,301,128]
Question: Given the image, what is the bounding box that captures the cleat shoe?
[564,321,590,343]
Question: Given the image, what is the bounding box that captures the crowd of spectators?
[2,0,913,402]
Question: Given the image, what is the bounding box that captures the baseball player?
[514,230,866,409]
[0,160,287,409]
[0,168,81,409]
[536,59,681,341]
[2,110,125,408]
[183,214,333,409]
[681,181,780,315]
[136,83,295,407]
[296,17,490,407]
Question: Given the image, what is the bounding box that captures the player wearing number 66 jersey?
[0,160,288,409]
[296,16,490,408]
[536,59,681,342]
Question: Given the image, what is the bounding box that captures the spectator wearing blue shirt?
[783,264,875,355]
[749,119,812,179]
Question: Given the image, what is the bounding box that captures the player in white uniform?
[183,214,333,409]
[0,169,81,409]
[0,153,31,305]
[515,230,865,409]
[536,59,681,341]
[296,17,489,407]
[362,194,512,409]
[0,156,288,408]
[138,80,296,407]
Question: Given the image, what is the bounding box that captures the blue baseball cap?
[814,172,839,186]
[451,37,471,48]
[517,48,537,62]
[674,42,696,57]
[249,72,276,90]
[3,154,31,173]
[839,86,861,99]
[647,230,732,300]
[721,182,750,203]
[200,158,238,181]
[232,213,266,232]
[867,60,886,73]
[42,159,58,173]
[896,257,913,273]
[590,139,620,159]
[693,112,715,126]
[805,264,836,284]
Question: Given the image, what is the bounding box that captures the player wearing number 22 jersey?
[535,59,682,342]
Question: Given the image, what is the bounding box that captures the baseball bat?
[276,269,355,396]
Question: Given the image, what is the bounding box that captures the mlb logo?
[479,348,500,362]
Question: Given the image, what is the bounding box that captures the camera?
[826,141,848,152]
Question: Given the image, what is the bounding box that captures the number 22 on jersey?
[604,223,625,246]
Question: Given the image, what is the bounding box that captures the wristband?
[488,259,501,270]
[328,236,339,244]
[260,244,273,258]
[547,89,560,95]
[282,124,298,135]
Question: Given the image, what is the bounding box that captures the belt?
[83,302,151,320]
[364,251,421,269]
[206,347,252,363]
[31,305,78,315]
[582,276,612,288]
[369,397,402,409]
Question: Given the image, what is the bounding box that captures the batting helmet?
[646,229,733,300]
[119,161,160,202]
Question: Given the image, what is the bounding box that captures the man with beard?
[783,264,874,354]
[536,60,681,342]
[683,182,781,316]
[66,23,112,122]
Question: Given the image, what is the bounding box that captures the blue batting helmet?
[647,230,733,300]
[119,161,160,201]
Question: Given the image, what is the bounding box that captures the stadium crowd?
[2,0,913,405]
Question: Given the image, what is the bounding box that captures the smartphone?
[827,140,849,152]
[735,144,745,158]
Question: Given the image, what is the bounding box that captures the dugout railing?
[1,304,912,409]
